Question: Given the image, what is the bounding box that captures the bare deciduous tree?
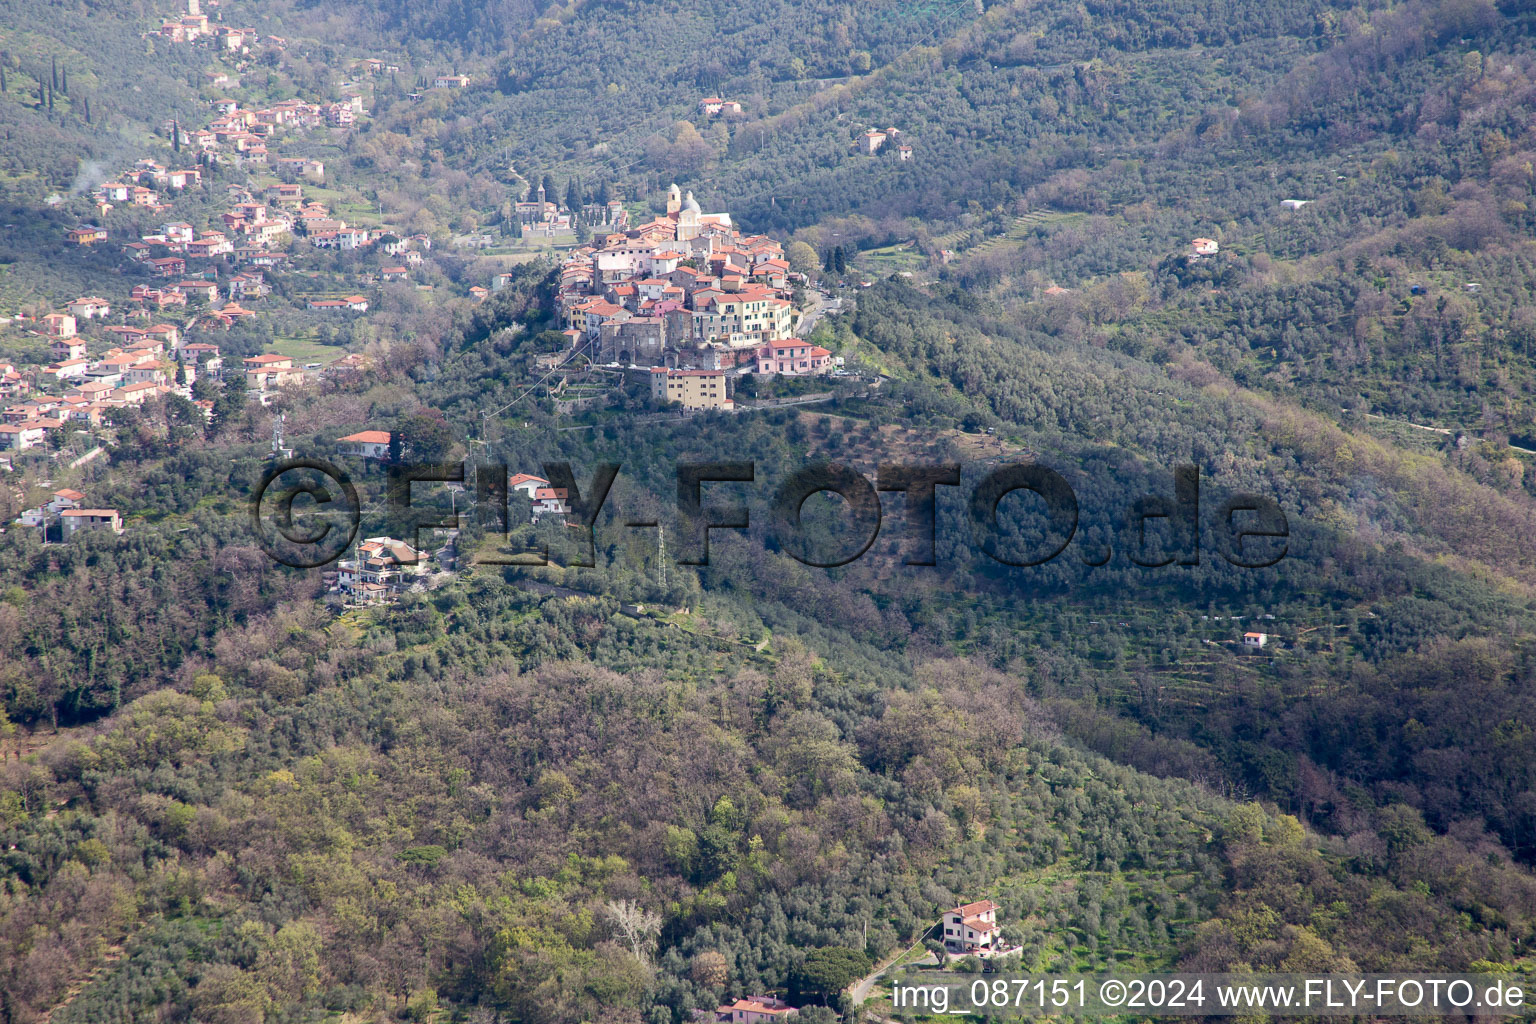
[604,900,661,967]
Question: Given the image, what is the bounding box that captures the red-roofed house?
[508,473,548,499]
[307,295,369,312]
[149,256,187,278]
[68,225,108,246]
[50,337,86,361]
[942,900,999,955]
[244,353,302,390]
[339,430,392,459]
[60,508,124,537]
[68,297,111,320]
[713,997,796,1023]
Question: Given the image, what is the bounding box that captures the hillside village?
[4,87,844,554]
[0,0,865,493]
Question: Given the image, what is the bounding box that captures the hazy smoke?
[71,160,107,195]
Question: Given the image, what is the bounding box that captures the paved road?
[848,946,939,1008]
[1364,411,1536,454]
[798,291,843,337]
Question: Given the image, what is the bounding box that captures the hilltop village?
[554,183,834,409]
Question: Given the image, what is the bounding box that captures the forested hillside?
[2,0,1536,1021]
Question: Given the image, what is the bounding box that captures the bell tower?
[666,183,682,217]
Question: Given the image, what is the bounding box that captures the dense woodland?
[3,0,1536,1021]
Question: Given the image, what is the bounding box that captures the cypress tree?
[60,66,67,95]
[84,96,91,123]
[47,84,53,112]
[1,66,8,93]
[50,56,56,92]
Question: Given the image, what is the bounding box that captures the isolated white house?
[338,430,391,459]
[943,900,999,954]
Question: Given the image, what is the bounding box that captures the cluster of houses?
[169,96,337,170]
[122,179,423,302]
[12,488,123,541]
[2,298,374,446]
[74,96,428,328]
[155,0,262,50]
[72,80,356,276]
[314,450,579,604]
[0,309,219,451]
[240,351,370,403]
[550,185,835,409]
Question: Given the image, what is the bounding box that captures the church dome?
[683,191,701,214]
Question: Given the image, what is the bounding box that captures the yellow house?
[648,368,732,410]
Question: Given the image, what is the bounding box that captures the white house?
[0,423,46,451]
[942,900,999,955]
[531,487,570,518]
[49,488,85,512]
[1242,631,1269,648]
[508,473,548,499]
[68,297,111,320]
[338,430,391,459]
[334,537,428,598]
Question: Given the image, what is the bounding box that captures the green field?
[271,334,349,365]
[856,242,927,275]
